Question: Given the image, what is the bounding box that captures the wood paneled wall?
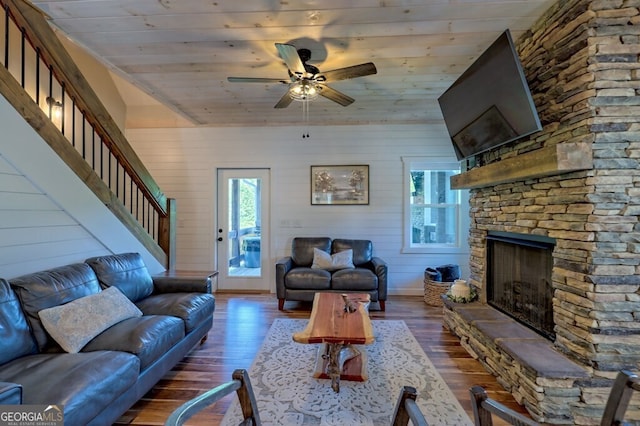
[0,153,106,277]
[0,95,164,278]
[127,123,470,295]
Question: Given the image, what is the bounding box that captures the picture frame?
[310,165,369,205]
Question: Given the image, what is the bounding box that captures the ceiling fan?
[227,43,377,109]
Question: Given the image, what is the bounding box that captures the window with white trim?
[403,157,469,253]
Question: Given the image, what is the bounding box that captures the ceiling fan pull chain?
[302,100,310,138]
[306,101,310,138]
[302,101,305,138]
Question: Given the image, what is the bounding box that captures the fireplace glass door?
[487,235,555,340]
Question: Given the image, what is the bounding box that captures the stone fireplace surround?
[442,0,640,424]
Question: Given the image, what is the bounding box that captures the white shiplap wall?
[0,154,105,277]
[127,123,471,295]
[0,95,164,278]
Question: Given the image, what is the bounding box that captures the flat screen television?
[438,29,542,161]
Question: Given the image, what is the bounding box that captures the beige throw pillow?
[38,286,142,353]
[311,248,355,271]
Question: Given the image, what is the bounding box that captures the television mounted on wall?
[438,29,542,161]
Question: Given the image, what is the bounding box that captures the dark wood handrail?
[0,62,166,264]
[4,0,167,215]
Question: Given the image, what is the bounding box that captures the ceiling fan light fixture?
[289,80,320,101]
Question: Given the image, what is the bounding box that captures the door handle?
[217,237,223,242]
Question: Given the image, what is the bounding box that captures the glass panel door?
[217,168,270,291]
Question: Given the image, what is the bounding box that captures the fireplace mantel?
[450,142,593,189]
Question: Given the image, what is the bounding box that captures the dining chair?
[391,385,429,426]
[164,369,261,426]
[600,369,640,426]
[469,385,540,426]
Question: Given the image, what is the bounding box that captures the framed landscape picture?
[310,165,369,205]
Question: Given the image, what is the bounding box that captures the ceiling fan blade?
[318,62,377,83]
[227,77,288,83]
[318,84,354,106]
[274,91,294,109]
[275,43,306,77]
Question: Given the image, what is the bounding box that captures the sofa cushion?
[0,351,139,426]
[0,382,22,405]
[291,237,332,266]
[10,263,102,351]
[82,315,184,369]
[331,268,378,291]
[311,248,354,271]
[38,287,143,353]
[135,292,215,333]
[285,268,331,290]
[85,252,154,302]
[332,239,373,266]
[0,279,37,365]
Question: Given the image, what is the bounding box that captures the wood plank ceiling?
[30,0,556,127]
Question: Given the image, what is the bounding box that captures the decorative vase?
[450,279,470,299]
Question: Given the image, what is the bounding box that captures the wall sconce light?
[46,96,63,122]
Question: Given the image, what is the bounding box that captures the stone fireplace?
[442,0,640,424]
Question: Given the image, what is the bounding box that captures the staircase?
[0,0,175,272]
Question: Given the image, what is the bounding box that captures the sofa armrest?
[152,272,217,294]
[371,257,388,301]
[0,382,22,405]
[275,257,293,299]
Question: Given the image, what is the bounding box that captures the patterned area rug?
[222,319,472,425]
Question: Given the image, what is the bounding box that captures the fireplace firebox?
[486,233,555,340]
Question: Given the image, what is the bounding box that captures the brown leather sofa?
[275,237,387,311]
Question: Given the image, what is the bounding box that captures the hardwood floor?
[115,293,530,425]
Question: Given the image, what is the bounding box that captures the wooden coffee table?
[292,292,374,392]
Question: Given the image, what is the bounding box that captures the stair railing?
[0,0,175,267]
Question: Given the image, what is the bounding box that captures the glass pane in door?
[227,177,261,277]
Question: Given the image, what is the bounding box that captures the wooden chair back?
[469,385,540,426]
[164,369,261,426]
[391,385,429,426]
[600,370,640,426]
